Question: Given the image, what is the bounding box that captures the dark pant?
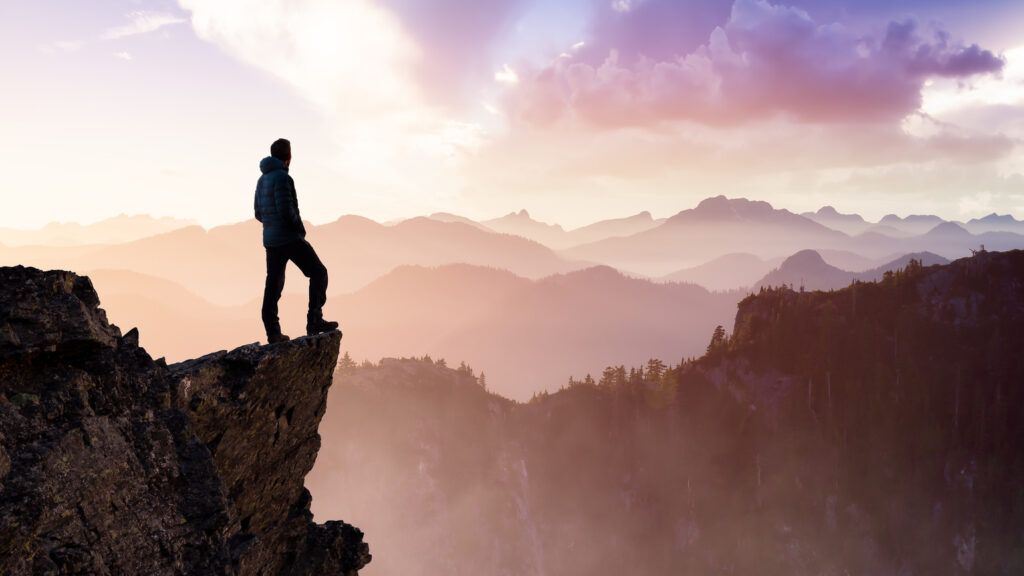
[261,239,328,336]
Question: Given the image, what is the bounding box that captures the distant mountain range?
[0,214,195,246]
[86,263,744,400]
[429,209,664,249]
[754,250,950,291]
[563,197,1022,276]
[4,200,1022,252]
[0,216,584,304]
[2,197,1021,388]
[82,248,947,399]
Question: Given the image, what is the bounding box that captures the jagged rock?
[0,266,369,575]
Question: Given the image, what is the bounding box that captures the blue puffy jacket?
[254,156,306,248]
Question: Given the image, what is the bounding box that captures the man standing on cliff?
[254,138,339,343]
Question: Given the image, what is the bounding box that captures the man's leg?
[287,239,331,330]
[261,246,289,338]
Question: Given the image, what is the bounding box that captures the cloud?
[177,0,493,210]
[114,51,134,61]
[495,64,520,85]
[504,0,1004,128]
[179,0,420,116]
[101,11,187,40]
[373,0,533,106]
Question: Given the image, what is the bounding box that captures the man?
[254,138,339,343]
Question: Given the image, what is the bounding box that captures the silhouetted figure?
[255,138,339,343]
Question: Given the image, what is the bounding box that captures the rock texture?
[0,265,369,575]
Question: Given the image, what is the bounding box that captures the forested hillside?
[309,250,1024,576]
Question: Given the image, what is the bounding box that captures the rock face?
[0,266,369,575]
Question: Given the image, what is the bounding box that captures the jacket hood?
[260,156,288,175]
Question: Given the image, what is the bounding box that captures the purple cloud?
[505,0,1005,127]
[381,0,533,107]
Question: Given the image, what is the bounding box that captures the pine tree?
[707,325,727,355]
[478,372,487,390]
[337,351,357,372]
[645,359,666,382]
[600,366,617,387]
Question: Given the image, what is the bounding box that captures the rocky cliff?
[0,266,369,575]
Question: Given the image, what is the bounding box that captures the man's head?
[270,138,292,167]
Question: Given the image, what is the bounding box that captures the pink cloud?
[505,0,1004,127]
[380,0,533,106]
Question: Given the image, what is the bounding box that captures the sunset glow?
[2,0,1022,226]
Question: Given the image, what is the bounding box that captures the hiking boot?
[306,318,340,336]
[268,333,291,344]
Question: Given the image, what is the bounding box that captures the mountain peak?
[926,221,972,237]
[684,196,778,221]
[779,249,829,270]
[972,213,1018,224]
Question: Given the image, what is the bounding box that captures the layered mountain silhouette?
[564,196,850,275]
[661,253,775,290]
[561,197,1021,276]
[879,213,946,235]
[0,217,583,305]
[85,264,742,400]
[473,209,663,249]
[0,214,194,246]
[308,249,1024,576]
[964,212,1024,234]
[483,210,569,248]
[755,249,950,291]
[801,206,871,235]
[4,198,1022,304]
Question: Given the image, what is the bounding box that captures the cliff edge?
[0,266,369,575]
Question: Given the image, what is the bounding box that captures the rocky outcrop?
[0,266,369,575]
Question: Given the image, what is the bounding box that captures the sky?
[2,0,1024,229]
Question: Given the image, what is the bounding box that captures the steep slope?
[854,251,949,281]
[756,250,952,292]
[483,210,568,248]
[309,250,1024,576]
[0,266,368,575]
[565,211,662,246]
[661,253,772,290]
[801,206,871,235]
[755,249,854,291]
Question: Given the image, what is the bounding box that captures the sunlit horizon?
[4,0,1024,230]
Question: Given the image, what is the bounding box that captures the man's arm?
[273,175,303,230]
[254,184,263,222]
